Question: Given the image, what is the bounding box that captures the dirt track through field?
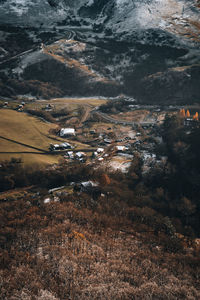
[0,136,47,153]
[0,151,46,154]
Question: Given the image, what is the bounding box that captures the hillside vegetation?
[0,157,200,299]
[0,110,200,299]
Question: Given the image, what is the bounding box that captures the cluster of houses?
[180,109,199,127]
[95,132,141,147]
[62,144,131,163]
[52,123,161,168]
[3,101,25,111]
[64,151,86,162]
[92,144,133,163]
[49,128,77,152]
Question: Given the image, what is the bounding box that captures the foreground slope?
[1,183,200,300]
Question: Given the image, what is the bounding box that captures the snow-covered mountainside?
[0,0,200,49]
[0,0,199,40]
[0,0,200,104]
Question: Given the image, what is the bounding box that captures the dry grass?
[0,152,62,165]
[45,97,107,107]
[0,109,62,165]
[35,98,107,113]
[43,42,110,83]
[2,196,199,300]
[110,110,151,123]
[0,109,58,149]
[0,109,96,164]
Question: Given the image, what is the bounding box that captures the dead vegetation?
[1,189,200,300]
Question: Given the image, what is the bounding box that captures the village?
[1,97,199,191]
[1,2,200,297]
[47,104,200,176]
[1,97,200,300]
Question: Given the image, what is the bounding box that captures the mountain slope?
[0,1,200,104]
[0,0,199,41]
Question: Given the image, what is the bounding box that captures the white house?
[97,148,104,153]
[53,144,60,150]
[98,157,104,161]
[116,145,127,152]
[67,151,74,159]
[75,152,85,159]
[60,128,75,137]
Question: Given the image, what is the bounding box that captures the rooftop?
[60,128,75,136]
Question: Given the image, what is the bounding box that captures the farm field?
[0,109,62,165]
[21,97,107,110]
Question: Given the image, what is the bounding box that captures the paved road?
[0,31,73,66]
[92,110,156,126]
[0,47,38,66]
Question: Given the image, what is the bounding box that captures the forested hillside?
[1,115,200,299]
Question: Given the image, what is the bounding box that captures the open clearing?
[0,109,63,165]
[36,97,107,110]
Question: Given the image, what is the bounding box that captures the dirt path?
[80,106,92,124]
[0,136,47,153]
[0,151,46,154]
[0,47,38,65]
